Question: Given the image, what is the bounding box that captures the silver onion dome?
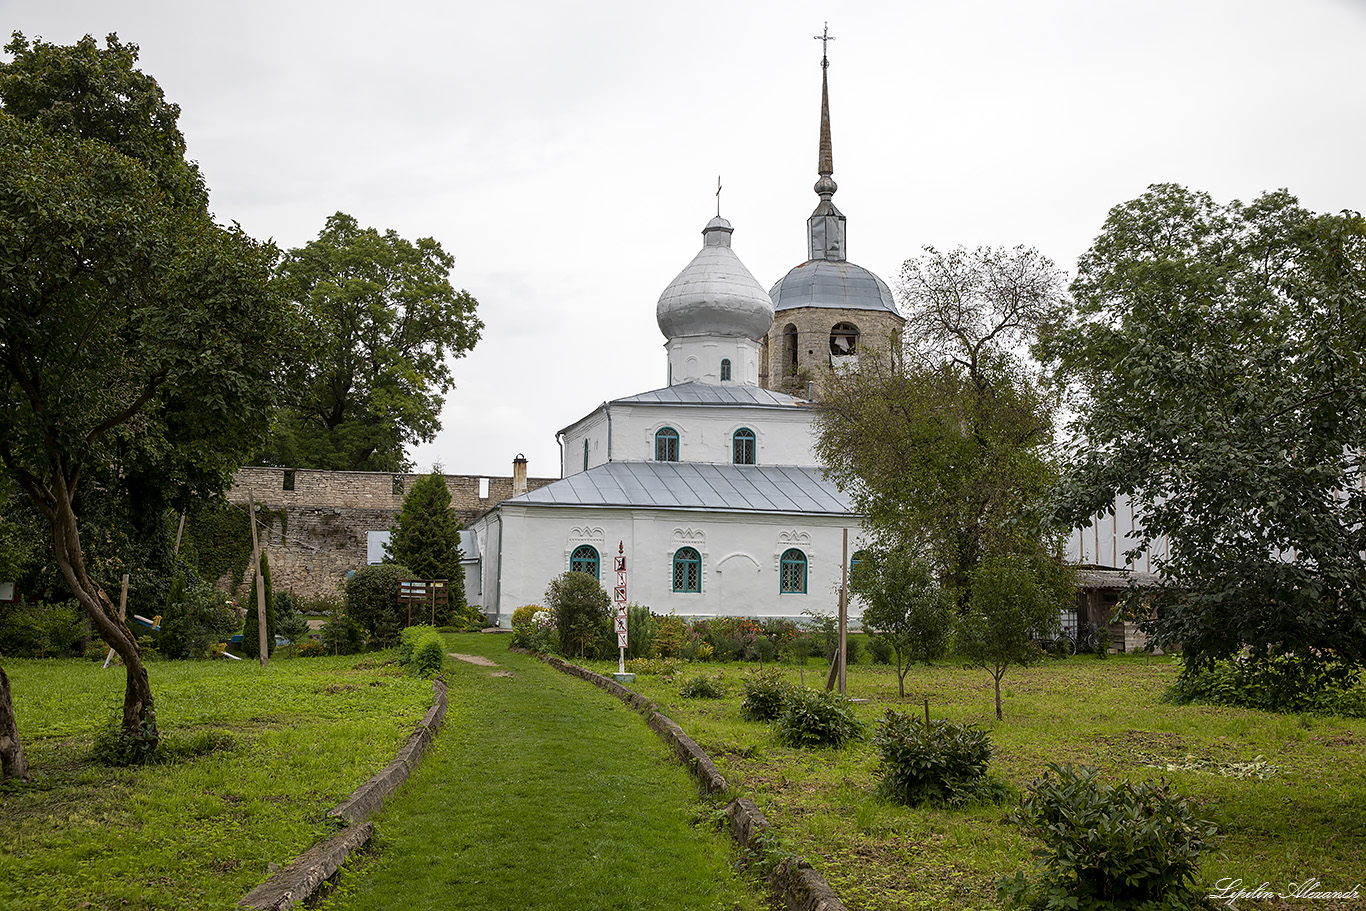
[656,216,774,341]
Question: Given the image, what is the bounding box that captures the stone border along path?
[237,678,449,911]
[536,653,850,911]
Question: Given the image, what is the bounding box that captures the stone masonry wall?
[760,305,903,398]
[223,467,555,602]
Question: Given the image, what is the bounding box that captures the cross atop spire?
[814,22,835,68]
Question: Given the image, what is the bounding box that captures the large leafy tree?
[386,470,465,613]
[817,246,1069,607]
[1042,184,1366,675]
[0,33,290,760]
[260,213,483,472]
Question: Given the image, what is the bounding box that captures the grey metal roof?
[1075,565,1161,589]
[770,259,900,315]
[503,462,853,515]
[611,381,811,408]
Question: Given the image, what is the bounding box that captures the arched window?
[850,549,867,574]
[779,548,807,593]
[732,428,756,465]
[783,323,799,367]
[720,358,732,382]
[655,427,679,462]
[673,547,701,592]
[583,438,589,471]
[570,545,600,579]
[830,322,860,355]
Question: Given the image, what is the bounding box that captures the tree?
[957,552,1068,720]
[386,470,465,615]
[1042,184,1366,677]
[546,571,611,658]
[818,246,1068,607]
[345,563,413,646]
[260,213,483,472]
[852,547,954,697]
[0,33,290,759]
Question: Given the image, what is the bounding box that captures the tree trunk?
[993,665,1005,721]
[47,479,158,751]
[0,662,31,782]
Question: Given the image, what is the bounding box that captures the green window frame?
[570,545,600,579]
[673,546,701,592]
[732,428,756,465]
[655,427,679,462]
[780,548,807,594]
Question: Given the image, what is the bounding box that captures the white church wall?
[478,503,867,627]
[1065,493,1169,572]
[614,404,819,466]
[664,336,761,386]
[559,409,610,477]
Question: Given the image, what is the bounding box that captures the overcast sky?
[10,0,1366,479]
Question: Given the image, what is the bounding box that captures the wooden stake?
[924,698,931,733]
[102,574,130,669]
[247,494,268,668]
[838,528,848,696]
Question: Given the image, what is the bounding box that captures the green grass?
[583,653,1366,911]
[0,654,434,911]
[319,633,771,911]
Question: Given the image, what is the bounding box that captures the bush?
[651,613,693,658]
[752,635,778,664]
[345,563,413,646]
[873,711,994,806]
[158,580,238,659]
[320,614,364,655]
[740,668,790,721]
[867,636,893,664]
[510,608,555,653]
[773,687,867,748]
[625,603,656,659]
[241,552,277,659]
[295,639,326,658]
[1164,654,1366,718]
[546,571,611,658]
[624,656,687,676]
[91,703,159,767]
[999,763,1218,911]
[0,598,84,657]
[397,624,432,665]
[678,674,727,698]
[510,604,543,628]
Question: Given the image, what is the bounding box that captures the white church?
[467,48,903,627]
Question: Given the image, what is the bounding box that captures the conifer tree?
[386,471,465,618]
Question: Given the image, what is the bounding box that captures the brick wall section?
[222,467,555,602]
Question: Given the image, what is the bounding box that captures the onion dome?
[657,216,775,341]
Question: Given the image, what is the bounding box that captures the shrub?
[1164,654,1366,718]
[510,604,543,628]
[752,635,778,664]
[625,603,656,659]
[740,668,790,721]
[295,639,326,658]
[320,614,364,655]
[546,571,611,658]
[410,630,446,677]
[873,711,994,806]
[773,687,867,748]
[678,674,727,698]
[624,656,687,676]
[91,703,159,766]
[651,613,693,658]
[999,763,1218,911]
[867,636,893,664]
[158,580,238,659]
[345,563,413,646]
[397,624,432,665]
[510,608,555,653]
[0,598,84,657]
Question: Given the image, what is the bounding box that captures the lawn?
[578,651,1366,911]
[0,654,435,911]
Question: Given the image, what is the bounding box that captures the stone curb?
[534,654,850,911]
[237,677,449,910]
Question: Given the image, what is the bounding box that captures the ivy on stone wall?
[182,503,286,594]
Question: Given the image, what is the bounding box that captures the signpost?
[614,542,628,676]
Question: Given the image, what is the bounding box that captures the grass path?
[319,634,768,911]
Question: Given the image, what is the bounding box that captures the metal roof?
[610,381,811,409]
[503,462,853,515]
[770,259,900,315]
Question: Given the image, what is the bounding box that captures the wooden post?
[838,528,848,695]
[173,510,186,555]
[924,697,931,734]
[102,574,131,669]
[247,493,268,668]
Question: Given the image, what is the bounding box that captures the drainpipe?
[555,430,564,478]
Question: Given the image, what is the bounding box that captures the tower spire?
[807,23,846,262]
